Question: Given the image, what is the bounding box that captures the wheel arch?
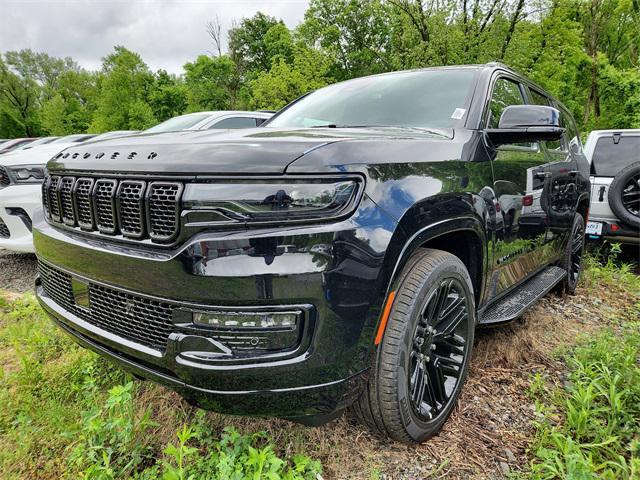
[384,216,487,318]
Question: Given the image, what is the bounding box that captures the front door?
[484,76,552,300]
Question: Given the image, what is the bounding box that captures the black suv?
[34,63,590,443]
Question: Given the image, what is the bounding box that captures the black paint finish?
[34,64,590,423]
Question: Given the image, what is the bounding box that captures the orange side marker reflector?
[374,290,396,345]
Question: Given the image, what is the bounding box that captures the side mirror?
[485,105,564,146]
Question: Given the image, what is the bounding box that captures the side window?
[529,89,550,107]
[527,88,562,150]
[209,117,257,129]
[549,105,579,154]
[488,78,525,128]
[255,117,267,126]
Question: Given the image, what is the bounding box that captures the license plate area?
[586,221,603,236]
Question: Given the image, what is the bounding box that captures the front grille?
[0,167,10,188]
[0,218,9,238]
[38,261,174,351]
[43,174,182,243]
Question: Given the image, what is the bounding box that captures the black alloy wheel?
[568,219,585,286]
[408,278,470,421]
[555,213,585,295]
[350,248,475,444]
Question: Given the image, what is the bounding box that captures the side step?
[479,266,566,325]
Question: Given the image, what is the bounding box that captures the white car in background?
[0,132,136,253]
[584,129,640,244]
[144,111,273,133]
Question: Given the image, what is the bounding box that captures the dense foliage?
[1,0,639,138]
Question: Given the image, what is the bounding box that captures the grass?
[0,246,637,479]
[525,247,640,479]
[0,294,321,479]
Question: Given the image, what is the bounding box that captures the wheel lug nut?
[431,344,436,350]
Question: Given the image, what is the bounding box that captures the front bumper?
[0,183,41,253]
[33,196,401,420]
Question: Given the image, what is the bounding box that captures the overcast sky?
[0,0,310,73]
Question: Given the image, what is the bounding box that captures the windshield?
[592,135,640,176]
[266,69,478,130]
[145,113,214,133]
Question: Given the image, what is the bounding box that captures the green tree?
[39,69,98,134]
[149,69,188,122]
[183,55,241,111]
[228,12,284,75]
[299,0,391,80]
[90,46,155,132]
[250,46,333,109]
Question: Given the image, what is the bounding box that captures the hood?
[47,127,453,175]
[0,142,76,167]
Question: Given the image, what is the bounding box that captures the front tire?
[352,249,475,444]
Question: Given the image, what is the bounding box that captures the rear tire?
[351,249,475,444]
[555,214,585,295]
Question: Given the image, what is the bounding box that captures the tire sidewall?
[390,257,476,442]
[608,161,640,229]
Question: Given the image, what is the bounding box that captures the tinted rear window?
[592,135,640,176]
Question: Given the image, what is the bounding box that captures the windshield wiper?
[308,124,450,138]
[309,124,375,128]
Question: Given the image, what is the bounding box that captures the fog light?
[193,311,299,329]
[191,310,302,352]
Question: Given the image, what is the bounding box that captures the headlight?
[7,165,46,183]
[182,177,362,225]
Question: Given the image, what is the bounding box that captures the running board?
[479,266,566,325]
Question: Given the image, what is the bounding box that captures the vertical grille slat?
[42,176,50,218]
[60,177,76,226]
[147,182,182,242]
[94,179,118,234]
[117,180,146,238]
[42,174,182,244]
[74,178,95,230]
[48,176,62,222]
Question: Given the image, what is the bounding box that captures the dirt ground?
[2,247,637,479]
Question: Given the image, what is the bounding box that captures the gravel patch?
[0,249,37,293]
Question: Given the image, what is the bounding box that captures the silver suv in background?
[584,129,640,244]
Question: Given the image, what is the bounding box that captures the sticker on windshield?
[451,108,466,120]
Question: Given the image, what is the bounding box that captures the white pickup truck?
[583,129,640,245]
